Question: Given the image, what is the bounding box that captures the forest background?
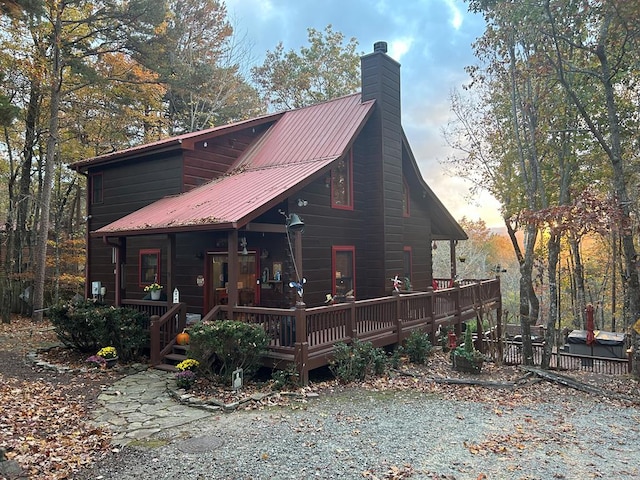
[1,0,639,373]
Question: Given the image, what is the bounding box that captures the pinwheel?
[390,275,401,292]
[289,278,306,297]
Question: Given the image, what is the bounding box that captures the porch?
[124,278,502,384]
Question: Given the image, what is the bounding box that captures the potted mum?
[144,282,163,300]
[96,346,118,368]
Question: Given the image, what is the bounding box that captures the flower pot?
[150,290,161,300]
[452,354,483,374]
[105,357,118,368]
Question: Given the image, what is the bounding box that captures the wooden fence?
[499,340,631,375]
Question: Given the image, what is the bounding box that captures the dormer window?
[331,150,353,210]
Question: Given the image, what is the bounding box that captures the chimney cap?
[373,41,387,53]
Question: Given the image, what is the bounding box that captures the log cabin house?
[70,42,501,381]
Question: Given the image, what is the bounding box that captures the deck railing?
[197,278,503,383]
[126,278,503,383]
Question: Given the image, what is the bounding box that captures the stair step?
[173,344,189,353]
[164,353,188,363]
[155,363,179,372]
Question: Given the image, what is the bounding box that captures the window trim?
[139,249,161,288]
[331,150,354,210]
[332,245,356,298]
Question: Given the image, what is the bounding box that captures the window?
[402,178,410,217]
[403,246,412,282]
[139,249,160,286]
[91,173,103,204]
[332,246,355,299]
[331,150,353,209]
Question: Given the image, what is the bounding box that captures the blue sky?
[226,0,503,228]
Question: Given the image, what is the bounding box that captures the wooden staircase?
[154,344,189,372]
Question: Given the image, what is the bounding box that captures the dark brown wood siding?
[183,124,270,190]
[86,152,183,303]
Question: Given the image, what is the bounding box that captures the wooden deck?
[125,279,502,384]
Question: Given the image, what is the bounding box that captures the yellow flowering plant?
[176,359,200,372]
[144,283,163,292]
[97,346,117,359]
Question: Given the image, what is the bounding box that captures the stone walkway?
[91,370,213,446]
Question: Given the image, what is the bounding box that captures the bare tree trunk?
[32,5,62,323]
[543,233,561,369]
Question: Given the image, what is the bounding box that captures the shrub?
[48,299,148,361]
[329,339,388,383]
[271,364,301,391]
[403,330,432,364]
[188,320,269,383]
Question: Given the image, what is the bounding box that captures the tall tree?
[466,0,640,374]
[0,0,169,322]
[251,25,361,110]
[139,0,263,133]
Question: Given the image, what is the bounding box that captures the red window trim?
[331,245,356,297]
[139,248,161,288]
[331,150,354,211]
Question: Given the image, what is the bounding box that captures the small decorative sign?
[196,275,205,287]
[232,368,243,391]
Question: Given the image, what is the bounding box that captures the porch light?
[240,237,248,255]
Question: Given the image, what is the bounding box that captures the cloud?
[442,0,464,30]
[388,37,414,61]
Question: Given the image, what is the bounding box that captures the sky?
[225,0,504,229]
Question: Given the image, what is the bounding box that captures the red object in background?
[586,304,595,346]
[448,331,457,350]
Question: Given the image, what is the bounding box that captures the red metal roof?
[94,94,375,236]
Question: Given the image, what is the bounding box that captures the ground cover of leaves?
[1,316,639,479]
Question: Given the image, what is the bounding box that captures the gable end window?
[331,150,353,210]
[91,173,103,204]
[332,246,355,300]
[139,249,161,287]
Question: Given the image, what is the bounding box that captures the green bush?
[403,330,432,364]
[271,363,301,391]
[329,339,388,383]
[188,320,269,383]
[48,299,148,362]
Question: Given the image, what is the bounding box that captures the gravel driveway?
[76,387,640,480]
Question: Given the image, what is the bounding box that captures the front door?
[207,252,258,310]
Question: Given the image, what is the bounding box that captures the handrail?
[149,302,186,365]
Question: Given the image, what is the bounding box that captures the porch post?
[114,239,123,306]
[294,302,309,385]
[294,230,304,305]
[227,230,239,306]
[166,234,176,305]
[450,239,457,280]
